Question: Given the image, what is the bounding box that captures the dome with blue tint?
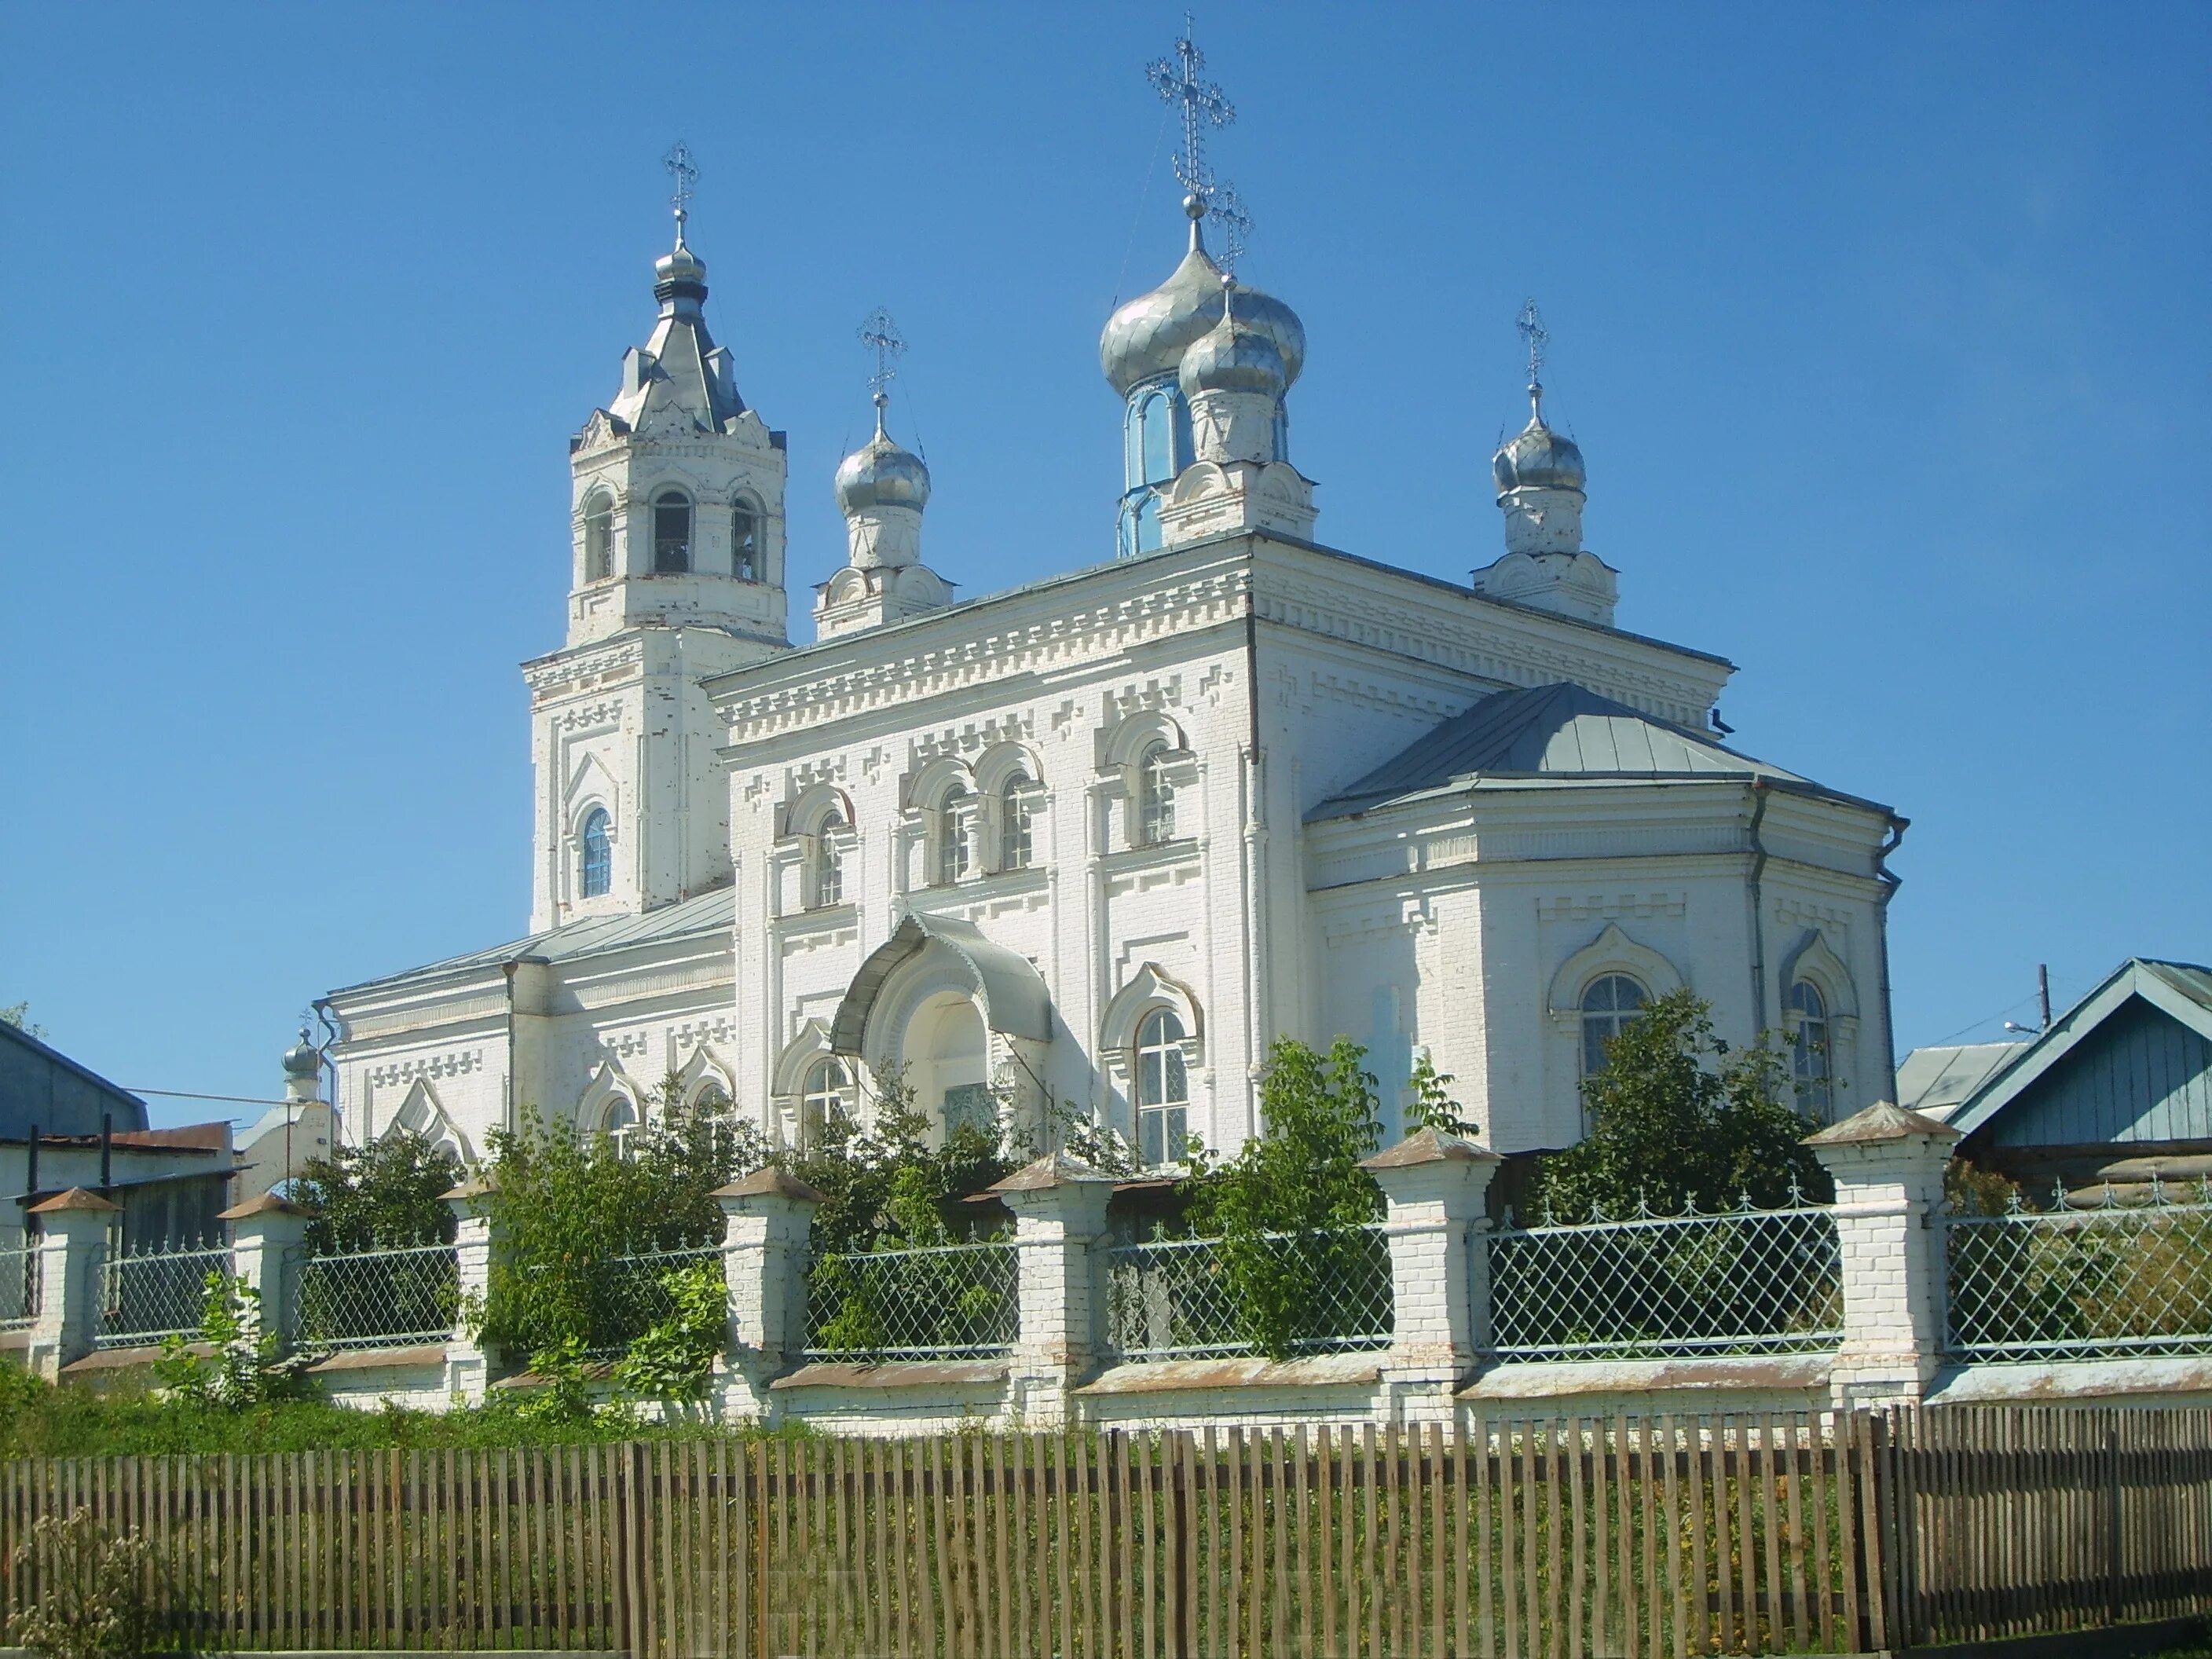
[1101,196,1305,397]
[836,395,932,514]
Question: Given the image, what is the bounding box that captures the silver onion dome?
[282,1029,320,1082]
[654,237,708,302]
[1492,393,1587,496]
[1179,278,1287,399]
[1100,196,1306,397]
[836,394,932,514]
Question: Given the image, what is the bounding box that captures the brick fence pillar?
[219,1194,313,1347]
[441,1177,500,1403]
[989,1152,1119,1427]
[1362,1129,1503,1421]
[1806,1100,1960,1409]
[715,1167,823,1423]
[24,1188,119,1380]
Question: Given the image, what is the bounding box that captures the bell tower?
[525,148,790,930]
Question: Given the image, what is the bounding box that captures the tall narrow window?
[731,500,759,580]
[1138,390,1175,485]
[652,489,692,573]
[601,1097,638,1160]
[810,811,845,908]
[1789,980,1832,1119]
[936,784,970,886]
[1135,1009,1189,1167]
[999,771,1035,871]
[580,808,612,899]
[1137,743,1177,845]
[800,1058,853,1145]
[1580,974,1646,1077]
[584,496,614,580]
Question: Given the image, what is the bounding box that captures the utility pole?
[2038,963,2052,1031]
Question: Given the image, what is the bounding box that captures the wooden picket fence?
[1,1408,2208,1655]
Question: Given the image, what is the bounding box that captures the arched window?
[1580,974,1647,1078]
[731,499,760,580]
[1135,1009,1189,1167]
[999,771,1035,871]
[1138,390,1175,485]
[652,489,692,573]
[601,1096,639,1160]
[810,811,846,909]
[690,1081,731,1119]
[580,808,612,899]
[1137,743,1177,846]
[800,1058,853,1146]
[935,783,970,887]
[1133,493,1163,555]
[1789,980,1832,1118]
[584,495,614,580]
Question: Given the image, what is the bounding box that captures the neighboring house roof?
[1309,681,1887,821]
[328,884,736,998]
[0,1022,149,1138]
[1893,1042,2028,1122]
[1946,958,2212,1145]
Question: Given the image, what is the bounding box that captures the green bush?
[295,1129,459,1253]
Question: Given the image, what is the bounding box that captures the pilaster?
[715,1166,825,1421]
[1806,1101,1960,1409]
[988,1153,1119,1426]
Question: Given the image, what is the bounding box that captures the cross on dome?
[1147,13,1235,203]
[663,141,699,244]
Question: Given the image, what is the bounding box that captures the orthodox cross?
[1146,13,1235,201]
[1209,181,1252,276]
[1516,298,1549,414]
[857,306,907,424]
[663,142,699,236]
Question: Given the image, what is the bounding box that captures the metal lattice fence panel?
[1946,1192,2212,1359]
[1487,1203,1844,1361]
[97,1245,233,1348]
[1104,1227,1395,1362]
[0,1247,38,1329]
[583,1247,727,1357]
[803,1241,1020,1362]
[295,1243,459,1350]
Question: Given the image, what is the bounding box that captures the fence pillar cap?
[714,1166,827,1207]
[988,1152,1119,1193]
[218,1194,314,1222]
[1361,1127,1502,1170]
[27,1187,119,1214]
[1804,1101,1960,1158]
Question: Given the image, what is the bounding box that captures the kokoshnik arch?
[317,31,1904,1170]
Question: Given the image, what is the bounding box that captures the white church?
[320,102,1904,1174]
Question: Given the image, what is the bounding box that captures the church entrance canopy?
[830,912,1053,1059]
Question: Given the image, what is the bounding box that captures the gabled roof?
[0,1022,148,1137]
[1310,681,1822,822]
[327,884,735,998]
[1947,958,2212,1140]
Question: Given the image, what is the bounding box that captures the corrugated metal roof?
[1895,1042,2028,1121]
[1310,681,1805,821]
[329,885,736,996]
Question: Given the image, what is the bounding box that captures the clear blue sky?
[4,2,2207,1126]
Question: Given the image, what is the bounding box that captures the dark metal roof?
[1309,681,1809,822]
[0,1024,148,1137]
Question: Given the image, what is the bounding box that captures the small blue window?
[1133,494,1163,554]
[580,808,612,898]
[1139,391,1174,485]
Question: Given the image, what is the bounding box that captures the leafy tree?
[1182,1036,1393,1361]
[1404,1052,1481,1139]
[152,1273,313,1409]
[474,1079,767,1364]
[1533,988,1833,1222]
[611,1258,731,1409]
[295,1130,460,1253]
[0,1002,47,1040]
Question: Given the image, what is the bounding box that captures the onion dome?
[1179,276,1287,399]
[654,226,708,306]
[1492,386,1586,496]
[282,1029,320,1083]
[1100,196,1306,396]
[835,393,932,514]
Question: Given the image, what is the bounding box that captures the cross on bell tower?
[663,141,699,244]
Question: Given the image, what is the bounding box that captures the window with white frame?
[601,1096,639,1159]
[935,783,971,886]
[652,489,692,573]
[731,498,760,580]
[999,771,1035,871]
[1137,743,1177,845]
[1580,974,1647,1077]
[800,1058,853,1145]
[1789,980,1832,1118]
[809,811,847,908]
[580,808,613,899]
[1134,1009,1189,1166]
[584,494,614,580]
